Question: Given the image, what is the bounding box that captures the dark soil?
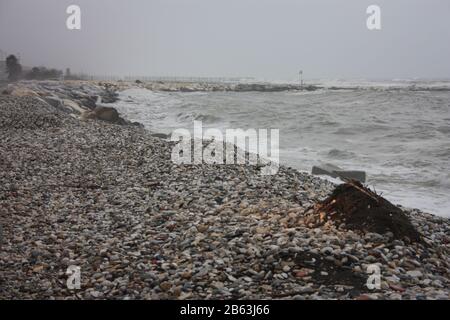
[294,251,367,292]
[314,181,421,242]
[270,250,369,298]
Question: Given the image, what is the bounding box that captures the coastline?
[0,81,449,299]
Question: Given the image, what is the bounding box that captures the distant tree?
[26,66,63,80]
[47,68,63,79]
[28,67,41,79]
[6,55,22,81]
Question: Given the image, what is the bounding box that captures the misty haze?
[1,0,450,79]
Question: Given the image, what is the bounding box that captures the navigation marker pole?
[299,70,303,89]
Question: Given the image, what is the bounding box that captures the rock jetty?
[140,81,320,92]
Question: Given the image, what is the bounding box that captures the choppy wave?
[326,149,357,160]
[310,79,450,92]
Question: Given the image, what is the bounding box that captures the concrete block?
[312,163,366,183]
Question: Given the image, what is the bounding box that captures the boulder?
[93,106,120,122]
[80,110,96,121]
[79,96,97,109]
[80,106,125,124]
[62,99,86,114]
[100,91,119,103]
[43,96,62,108]
[312,163,366,183]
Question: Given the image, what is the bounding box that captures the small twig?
[339,177,380,203]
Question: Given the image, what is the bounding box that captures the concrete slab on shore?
[312,163,366,183]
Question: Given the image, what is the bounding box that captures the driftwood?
[313,180,421,242]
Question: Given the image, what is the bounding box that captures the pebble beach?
[0,82,449,300]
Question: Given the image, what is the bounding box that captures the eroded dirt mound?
[314,181,421,242]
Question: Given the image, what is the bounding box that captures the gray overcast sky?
[1,0,449,80]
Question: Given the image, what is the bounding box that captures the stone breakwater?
[3,79,320,97]
[4,80,124,107]
[140,81,320,92]
[0,94,449,300]
[2,80,141,126]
